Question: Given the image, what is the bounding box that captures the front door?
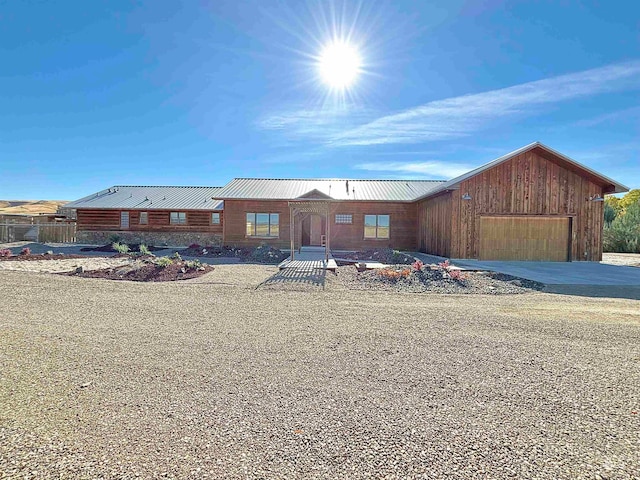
[301,214,325,246]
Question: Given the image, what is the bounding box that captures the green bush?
[603,201,640,253]
[108,233,121,244]
[171,252,182,261]
[138,244,151,256]
[112,242,130,254]
[154,257,173,268]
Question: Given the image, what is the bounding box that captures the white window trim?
[170,212,187,225]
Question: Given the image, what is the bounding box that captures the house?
[65,142,628,261]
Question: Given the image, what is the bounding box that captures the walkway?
[278,246,338,272]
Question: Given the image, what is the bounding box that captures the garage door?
[479,216,570,261]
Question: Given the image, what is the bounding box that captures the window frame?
[211,212,220,225]
[246,212,279,238]
[170,211,187,225]
[120,211,129,229]
[335,214,353,224]
[364,214,390,239]
[139,211,148,225]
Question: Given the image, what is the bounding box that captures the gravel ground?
[602,253,640,267]
[334,265,543,294]
[0,256,134,273]
[1,267,639,479]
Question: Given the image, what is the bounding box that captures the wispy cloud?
[572,105,640,128]
[355,160,474,179]
[257,106,374,143]
[333,61,640,146]
[259,61,640,147]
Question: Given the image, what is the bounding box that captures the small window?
[139,212,148,225]
[335,214,352,224]
[246,212,279,237]
[120,211,129,229]
[170,212,187,225]
[364,214,390,239]
[211,212,220,224]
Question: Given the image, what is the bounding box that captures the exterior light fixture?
[588,194,605,202]
[461,193,472,200]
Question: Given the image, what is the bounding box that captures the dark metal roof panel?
[65,186,224,210]
[214,179,445,201]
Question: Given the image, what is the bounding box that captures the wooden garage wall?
[222,200,418,250]
[448,149,605,261]
[416,192,452,257]
[76,209,223,234]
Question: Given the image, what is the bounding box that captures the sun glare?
[317,41,362,89]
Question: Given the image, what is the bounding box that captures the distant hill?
[0,200,69,215]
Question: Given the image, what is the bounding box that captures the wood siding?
[76,209,223,234]
[417,149,605,261]
[416,192,451,257]
[223,200,417,250]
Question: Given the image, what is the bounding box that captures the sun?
[317,41,362,89]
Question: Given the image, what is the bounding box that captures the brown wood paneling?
[451,150,604,261]
[416,192,451,257]
[76,209,223,234]
[222,200,417,250]
[479,216,570,261]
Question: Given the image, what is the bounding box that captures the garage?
[479,216,571,261]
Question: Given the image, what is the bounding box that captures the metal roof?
[65,186,224,210]
[415,142,630,201]
[213,179,445,201]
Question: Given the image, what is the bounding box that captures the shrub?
[112,242,130,254]
[438,259,451,270]
[171,252,182,261]
[20,247,31,256]
[184,259,203,270]
[412,259,424,271]
[0,249,11,257]
[155,256,173,268]
[377,267,411,280]
[138,244,151,256]
[603,201,640,253]
[448,269,467,282]
[108,233,121,244]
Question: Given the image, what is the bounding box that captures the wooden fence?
[0,223,76,243]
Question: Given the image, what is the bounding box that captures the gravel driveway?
[1,267,639,479]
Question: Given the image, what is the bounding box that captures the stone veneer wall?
[76,230,223,247]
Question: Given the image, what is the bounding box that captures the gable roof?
[415,142,629,201]
[213,178,445,202]
[64,186,224,210]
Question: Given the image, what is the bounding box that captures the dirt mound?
[65,259,214,282]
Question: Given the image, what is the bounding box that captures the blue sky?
[1,0,638,200]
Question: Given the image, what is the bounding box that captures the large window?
[246,213,279,237]
[364,214,390,239]
[170,212,187,225]
[211,212,220,225]
[139,212,148,225]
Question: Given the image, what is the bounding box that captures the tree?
[620,189,640,212]
[605,195,622,216]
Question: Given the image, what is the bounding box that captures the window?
[364,214,390,239]
[120,211,129,229]
[335,214,352,224]
[246,213,279,237]
[170,212,187,225]
[139,212,148,225]
[211,212,220,224]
